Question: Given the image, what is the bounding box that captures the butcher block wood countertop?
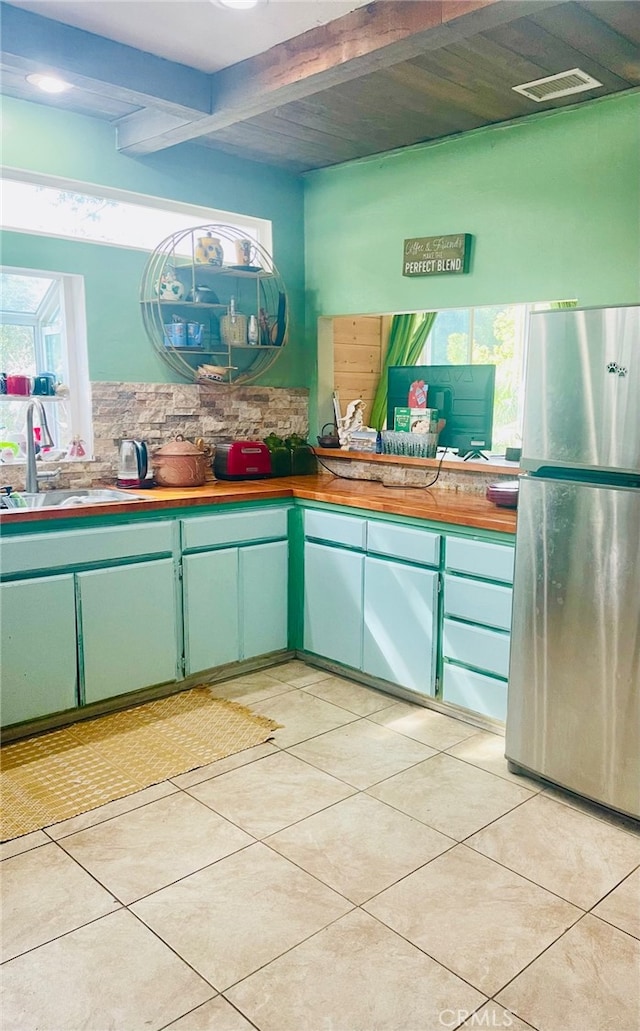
[0,474,516,533]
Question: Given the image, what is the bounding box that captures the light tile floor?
[2,659,639,1031]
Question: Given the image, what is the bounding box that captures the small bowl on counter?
[152,435,210,487]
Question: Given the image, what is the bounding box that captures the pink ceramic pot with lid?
[152,435,209,487]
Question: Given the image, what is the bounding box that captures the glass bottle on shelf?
[220,297,247,346]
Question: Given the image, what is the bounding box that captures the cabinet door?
[240,541,288,659]
[79,559,179,703]
[303,542,364,670]
[183,549,240,674]
[1,575,77,726]
[363,556,438,695]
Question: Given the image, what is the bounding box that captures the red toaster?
[214,441,272,480]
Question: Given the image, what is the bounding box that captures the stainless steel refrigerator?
[506,304,640,819]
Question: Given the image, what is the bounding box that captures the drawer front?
[443,618,510,678]
[366,521,440,568]
[0,522,174,577]
[182,506,288,551]
[444,575,513,631]
[304,509,366,550]
[446,537,515,584]
[443,663,508,723]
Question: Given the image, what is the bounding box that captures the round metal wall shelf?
[139,224,288,385]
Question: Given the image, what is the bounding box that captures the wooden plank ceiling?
[2,0,638,173]
[197,1,640,172]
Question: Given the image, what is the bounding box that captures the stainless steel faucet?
[25,399,54,493]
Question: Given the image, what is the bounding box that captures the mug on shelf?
[186,322,205,347]
[33,372,58,396]
[234,238,255,267]
[6,374,32,396]
[163,322,187,347]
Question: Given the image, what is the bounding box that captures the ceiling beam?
[0,2,211,117]
[117,0,563,155]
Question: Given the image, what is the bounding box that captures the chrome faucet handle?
[36,468,61,483]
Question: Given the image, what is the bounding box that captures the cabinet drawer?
[367,521,440,568]
[446,537,515,584]
[443,618,510,678]
[304,509,366,550]
[442,663,508,723]
[182,506,288,551]
[444,575,513,631]
[0,522,174,577]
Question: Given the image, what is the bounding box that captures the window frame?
[0,265,92,458]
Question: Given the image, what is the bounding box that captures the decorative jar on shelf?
[195,233,224,266]
[155,269,185,300]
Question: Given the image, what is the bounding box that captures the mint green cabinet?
[303,541,364,669]
[183,549,240,673]
[78,559,179,704]
[302,516,440,694]
[241,541,288,659]
[363,556,438,694]
[0,575,78,725]
[182,530,289,676]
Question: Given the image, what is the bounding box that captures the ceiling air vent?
[512,68,603,102]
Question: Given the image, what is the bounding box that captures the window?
[0,267,91,459]
[1,171,272,257]
[418,301,573,450]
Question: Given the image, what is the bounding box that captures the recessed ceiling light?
[213,0,266,9]
[26,73,73,94]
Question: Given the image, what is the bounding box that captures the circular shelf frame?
[139,223,288,385]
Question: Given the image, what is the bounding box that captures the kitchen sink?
[0,488,147,510]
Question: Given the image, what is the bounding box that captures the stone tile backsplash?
[6,381,309,490]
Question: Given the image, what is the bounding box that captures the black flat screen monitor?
[387,364,496,454]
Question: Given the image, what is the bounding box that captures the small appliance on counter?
[214,441,271,480]
[286,434,317,475]
[486,479,519,508]
[263,434,291,477]
[116,439,150,488]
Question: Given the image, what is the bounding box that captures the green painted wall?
[1,96,307,386]
[304,93,640,318]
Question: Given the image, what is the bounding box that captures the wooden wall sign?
[402,234,472,276]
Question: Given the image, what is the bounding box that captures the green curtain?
[369,311,437,430]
